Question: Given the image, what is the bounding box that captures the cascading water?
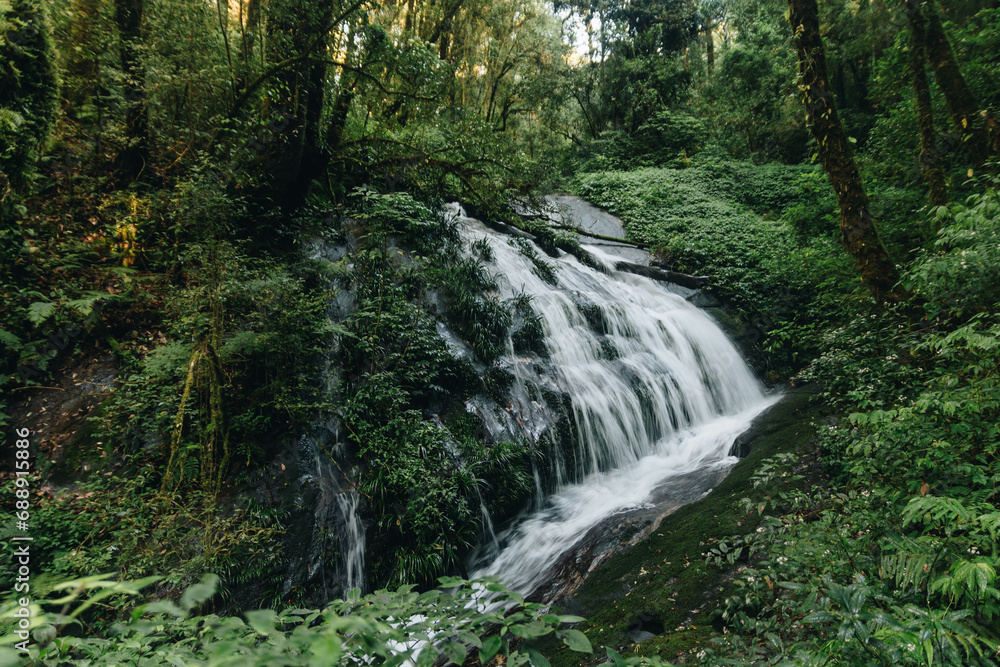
[445,204,776,597]
[335,491,366,593]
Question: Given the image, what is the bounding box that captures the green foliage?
[352,188,455,254]
[699,187,1000,664]
[574,161,857,375]
[103,246,334,457]
[0,574,613,666]
[573,110,707,171]
[703,40,804,162]
[903,177,1000,318]
[0,0,59,195]
[0,470,283,601]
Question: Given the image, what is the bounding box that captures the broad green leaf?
[479,634,503,663]
[560,628,592,653]
[526,647,552,667]
[803,611,835,623]
[245,609,278,636]
[557,615,586,623]
[309,635,343,667]
[509,621,552,639]
[444,641,466,664]
[181,574,219,612]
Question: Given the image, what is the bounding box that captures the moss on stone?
[547,386,821,666]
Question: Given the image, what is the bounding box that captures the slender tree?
[113,0,149,182]
[787,0,901,303]
[906,2,947,207]
[915,0,1000,166]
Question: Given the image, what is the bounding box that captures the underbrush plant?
[1,573,676,667]
[0,467,284,612]
[698,180,1000,664]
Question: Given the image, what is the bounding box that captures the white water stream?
[445,204,775,596]
[335,491,366,593]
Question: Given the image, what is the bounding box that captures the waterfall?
[446,204,775,596]
[296,444,366,601]
[335,491,366,593]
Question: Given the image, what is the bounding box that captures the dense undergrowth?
[574,159,854,378]
[697,181,1000,665]
[0,573,654,666]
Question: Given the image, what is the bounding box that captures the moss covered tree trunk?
[113,0,149,183]
[906,3,947,207]
[787,0,901,303]
[0,0,58,263]
[918,0,1000,166]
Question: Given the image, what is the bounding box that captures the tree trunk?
[788,0,902,303]
[113,0,149,183]
[241,0,260,64]
[918,0,1000,166]
[705,15,714,75]
[256,0,332,207]
[906,4,948,208]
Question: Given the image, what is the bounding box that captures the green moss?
[547,387,821,666]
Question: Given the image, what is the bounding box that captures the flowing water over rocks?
[447,204,776,599]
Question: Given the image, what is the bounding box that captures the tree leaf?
[526,647,552,667]
[181,573,219,612]
[560,629,592,653]
[509,621,552,639]
[444,641,466,664]
[244,609,277,636]
[479,634,503,663]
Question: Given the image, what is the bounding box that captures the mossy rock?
[545,386,822,666]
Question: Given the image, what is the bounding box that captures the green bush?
[903,179,1000,319]
[701,187,1000,665]
[2,573,669,667]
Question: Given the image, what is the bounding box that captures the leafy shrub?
[1,573,670,667]
[351,188,455,254]
[700,190,1000,665]
[903,178,1000,319]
